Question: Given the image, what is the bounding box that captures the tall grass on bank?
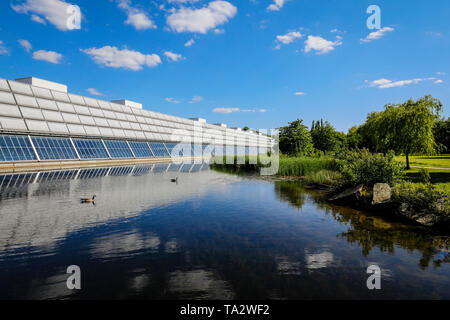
[303,170,342,186]
[278,157,337,176]
[210,155,337,176]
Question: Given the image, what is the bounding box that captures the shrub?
[210,155,338,177]
[335,149,404,188]
[392,181,450,216]
[419,168,431,184]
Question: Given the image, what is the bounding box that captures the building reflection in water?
[0,162,220,254]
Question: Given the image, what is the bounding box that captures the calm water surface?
[0,163,449,300]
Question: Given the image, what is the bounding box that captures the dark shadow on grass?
[413,156,450,160]
[405,171,450,184]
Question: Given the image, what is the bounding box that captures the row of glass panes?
[0,134,267,162]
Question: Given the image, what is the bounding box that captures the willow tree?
[365,95,442,169]
[434,117,450,153]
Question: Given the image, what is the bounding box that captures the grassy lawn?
[403,168,450,192]
[392,155,450,191]
[394,154,450,169]
[212,154,450,192]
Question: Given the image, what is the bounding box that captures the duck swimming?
[81,195,96,203]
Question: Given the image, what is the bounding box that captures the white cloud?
[167,0,200,3]
[214,28,225,34]
[360,27,394,43]
[426,31,443,37]
[294,92,305,96]
[165,97,181,104]
[434,79,443,84]
[11,0,82,31]
[267,0,286,12]
[19,39,32,52]
[167,1,237,34]
[368,77,439,89]
[189,96,204,103]
[370,78,392,87]
[185,39,195,47]
[259,19,269,30]
[164,51,184,62]
[214,107,239,114]
[81,46,161,71]
[86,88,102,96]
[0,41,9,55]
[117,0,156,30]
[437,72,446,76]
[31,14,46,24]
[32,50,63,63]
[213,107,266,114]
[304,35,342,54]
[275,31,302,48]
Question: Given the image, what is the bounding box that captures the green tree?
[310,119,340,152]
[433,117,450,153]
[242,126,250,132]
[279,119,313,155]
[335,131,347,150]
[347,126,363,149]
[364,95,442,169]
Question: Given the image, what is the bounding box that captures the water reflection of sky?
[0,167,449,299]
[0,163,230,254]
[305,249,334,270]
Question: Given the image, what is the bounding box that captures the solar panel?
[0,135,37,161]
[72,138,109,159]
[166,143,193,158]
[31,136,78,160]
[103,140,134,158]
[128,141,153,158]
[164,143,176,156]
[148,142,169,158]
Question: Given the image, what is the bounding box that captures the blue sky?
[0,0,449,132]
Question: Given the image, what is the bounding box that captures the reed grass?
[210,155,338,177]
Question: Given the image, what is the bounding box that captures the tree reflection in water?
[274,181,450,270]
[273,180,307,209]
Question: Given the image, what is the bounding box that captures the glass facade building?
[0,77,274,165]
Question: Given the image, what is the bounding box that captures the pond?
[0,163,448,299]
